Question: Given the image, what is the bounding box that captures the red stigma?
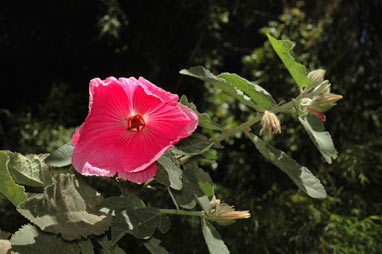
[127,115,145,133]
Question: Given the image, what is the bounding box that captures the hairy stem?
[158,208,205,217]
[214,114,262,143]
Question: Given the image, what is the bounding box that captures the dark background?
[1,0,382,253]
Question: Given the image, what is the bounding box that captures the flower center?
[127,115,145,133]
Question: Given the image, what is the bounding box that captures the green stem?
[178,155,193,165]
[273,101,295,114]
[214,114,262,143]
[158,208,205,217]
[167,187,180,210]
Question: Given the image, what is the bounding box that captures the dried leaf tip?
[260,111,281,139]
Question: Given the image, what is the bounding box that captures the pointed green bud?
[205,202,250,225]
[301,93,342,113]
[310,80,331,96]
[307,69,326,84]
[311,93,343,112]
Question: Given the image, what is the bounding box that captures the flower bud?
[307,69,326,84]
[260,111,281,138]
[300,94,342,122]
[310,93,343,112]
[206,203,250,225]
[311,80,331,95]
[300,97,313,106]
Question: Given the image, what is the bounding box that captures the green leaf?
[267,34,312,87]
[0,151,27,206]
[198,181,214,198]
[100,196,145,215]
[201,218,230,254]
[246,132,327,198]
[78,239,94,254]
[195,169,214,199]
[299,114,338,164]
[7,152,53,187]
[143,237,169,254]
[155,165,171,187]
[218,73,275,109]
[156,152,183,190]
[180,95,223,130]
[195,195,212,213]
[10,224,80,254]
[97,235,125,254]
[180,66,260,110]
[169,186,196,210]
[45,141,74,167]
[112,207,171,243]
[171,162,213,211]
[172,132,213,156]
[102,196,170,243]
[17,174,112,240]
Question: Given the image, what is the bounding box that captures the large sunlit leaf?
[0,151,27,206]
[45,141,74,167]
[180,95,223,130]
[246,132,327,198]
[201,218,230,254]
[299,114,338,164]
[267,34,312,87]
[7,152,53,187]
[180,66,275,110]
[172,132,213,156]
[10,224,80,254]
[180,66,260,110]
[17,174,112,240]
[218,73,275,109]
[156,152,183,190]
[143,237,169,254]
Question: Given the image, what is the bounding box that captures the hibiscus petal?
[118,162,157,183]
[72,128,81,146]
[79,161,116,177]
[138,77,179,103]
[117,85,198,173]
[72,78,132,175]
[176,103,199,137]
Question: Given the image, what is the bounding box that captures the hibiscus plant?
[0,35,342,253]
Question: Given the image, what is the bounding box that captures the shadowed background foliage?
[1,0,382,253]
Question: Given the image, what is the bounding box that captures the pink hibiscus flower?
[72,77,198,183]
